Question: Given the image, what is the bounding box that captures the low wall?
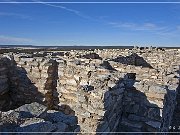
[0,57,11,110]
[0,47,180,133]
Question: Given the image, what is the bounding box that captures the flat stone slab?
[14,102,47,118]
[16,120,56,134]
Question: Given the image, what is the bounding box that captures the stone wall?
[0,47,180,133]
[57,58,125,132]
[10,55,60,109]
[1,102,79,133]
[0,57,11,110]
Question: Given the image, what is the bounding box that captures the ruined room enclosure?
[0,48,180,133]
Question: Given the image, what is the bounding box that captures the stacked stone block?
[14,56,59,109]
[57,58,126,132]
[0,47,180,133]
[0,57,10,110]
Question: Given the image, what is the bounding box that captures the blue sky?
[0,0,180,46]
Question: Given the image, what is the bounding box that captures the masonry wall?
[0,48,180,133]
[0,57,11,111]
[57,58,125,132]
[12,56,59,109]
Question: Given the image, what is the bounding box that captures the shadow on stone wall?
[44,60,76,116]
[96,72,162,133]
[1,102,80,133]
[44,60,59,109]
[169,68,180,132]
[112,53,153,68]
[2,58,44,111]
[7,58,77,117]
[79,53,102,60]
[0,58,79,133]
[100,61,117,71]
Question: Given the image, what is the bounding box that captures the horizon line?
[1,45,180,49]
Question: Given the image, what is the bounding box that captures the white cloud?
[0,35,33,44]
[0,12,32,20]
[108,21,180,39]
[108,22,166,31]
[32,0,92,20]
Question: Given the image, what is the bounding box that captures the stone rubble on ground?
[0,47,180,133]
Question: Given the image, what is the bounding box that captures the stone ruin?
[0,47,180,134]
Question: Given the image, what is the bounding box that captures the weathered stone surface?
[1,47,180,133]
[145,121,161,129]
[120,118,143,130]
[0,83,9,95]
[1,102,78,133]
[41,110,77,126]
[14,102,47,118]
[128,114,147,122]
[53,121,68,132]
[67,79,77,86]
[16,120,56,133]
[149,85,167,94]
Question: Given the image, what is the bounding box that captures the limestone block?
[147,107,161,121]
[85,66,96,71]
[62,93,77,101]
[16,120,56,133]
[108,113,118,130]
[86,104,97,114]
[97,109,106,116]
[145,121,161,129]
[133,82,144,90]
[128,114,147,122]
[64,67,75,78]
[63,85,77,91]
[74,107,90,117]
[120,118,143,130]
[90,99,104,109]
[57,85,69,93]
[20,58,34,63]
[147,99,164,108]
[58,70,64,76]
[43,62,53,67]
[90,92,102,100]
[111,88,125,96]
[97,121,110,132]
[53,122,68,132]
[0,75,8,79]
[0,77,8,85]
[44,78,54,85]
[68,79,77,86]
[41,110,77,126]
[17,61,26,65]
[16,102,47,117]
[0,83,9,95]
[0,67,7,72]
[79,79,88,85]
[14,56,20,62]
[78,95,86,103]
[31,71,41,79]
[74,74,81,81]
[59,78,67,85]
[107,81,116,88]
[149,85,167,94]
[145,92,165,99]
